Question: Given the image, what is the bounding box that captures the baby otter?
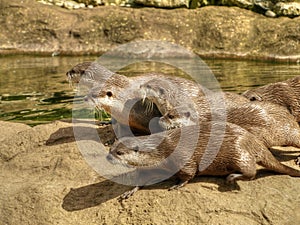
[159,102,300,149]
[108,122,300,198]
[243,76,300,122]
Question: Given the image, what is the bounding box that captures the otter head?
[140,79,178,114]
[242,90,263,101]
[66,61,115,88]
[84,85,120,113]
[84,75,130,113]
[159,105,197,130]
[66,61,92,84]
[107,135,168,167]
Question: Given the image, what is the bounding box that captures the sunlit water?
[0,55,299,125]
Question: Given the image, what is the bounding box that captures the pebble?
[265,10,276,18]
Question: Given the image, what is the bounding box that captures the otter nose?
[106,154,113,161]
[83,96,90,102]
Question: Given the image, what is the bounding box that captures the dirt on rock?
[0,120,300,224]
[0,0,300,62]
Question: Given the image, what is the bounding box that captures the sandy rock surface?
[1,0,300,62]
[0,120,300,224]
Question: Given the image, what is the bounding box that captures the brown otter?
[141,78,249,109]
[66,61,114,88]
[140,78,300,149]
[140,78,249,121]
[83,67,210,136]
[242,76,300,122]
[159,101,300,149]
[107,122,300,198]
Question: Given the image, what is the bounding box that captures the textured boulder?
[1,0,300,62]
[134,0,190,8]
[1,120,300,224]
[220,0,254,9]
[274,2,300,17]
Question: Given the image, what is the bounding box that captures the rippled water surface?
[0,55,299,125]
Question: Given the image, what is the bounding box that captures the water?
[0,55,299,125]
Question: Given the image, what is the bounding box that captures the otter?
[107,122,300,198]
[140,78,300,149]
[140,78,249,120]
[81,62,210,136]
[159,101,300,149]
[66,61,114,88]
[242,76,300,122]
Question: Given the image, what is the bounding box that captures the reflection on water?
[0,55,299,125]
[0,56,95,125]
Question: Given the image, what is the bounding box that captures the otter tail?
[258,150,300,177]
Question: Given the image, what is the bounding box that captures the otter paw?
[118,186,140,200]
[295,155,300,166]
[169,180,188,191]
[226,174,243,184]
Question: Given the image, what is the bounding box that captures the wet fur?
[108,122,300,189]
[80,63,209,135]
[140,78,249,119]
[66,61,115,88]
[161,102,300,149]
[243,76,300,122]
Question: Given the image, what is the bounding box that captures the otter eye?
[184,112,191,118]
[249,96,257,101]
[106,91,113,97]
[133,146,139,152]
[168,114,174,119]
[116,150,124,156]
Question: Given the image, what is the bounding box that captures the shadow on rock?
[62,175,242,211]
[46,125,115,146]
[62,180,133,211]
[270,148,300,163]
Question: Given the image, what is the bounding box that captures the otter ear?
[184,111,191,118]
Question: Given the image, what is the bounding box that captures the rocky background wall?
[0,0,299,61]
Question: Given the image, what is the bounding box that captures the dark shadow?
[189,176,241,192]
[62,175,242,212]
[62,179,132,211]
[62,162,300,212]
[269,148,300,163]
[46,123,115,146]
[254,168,300,179]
